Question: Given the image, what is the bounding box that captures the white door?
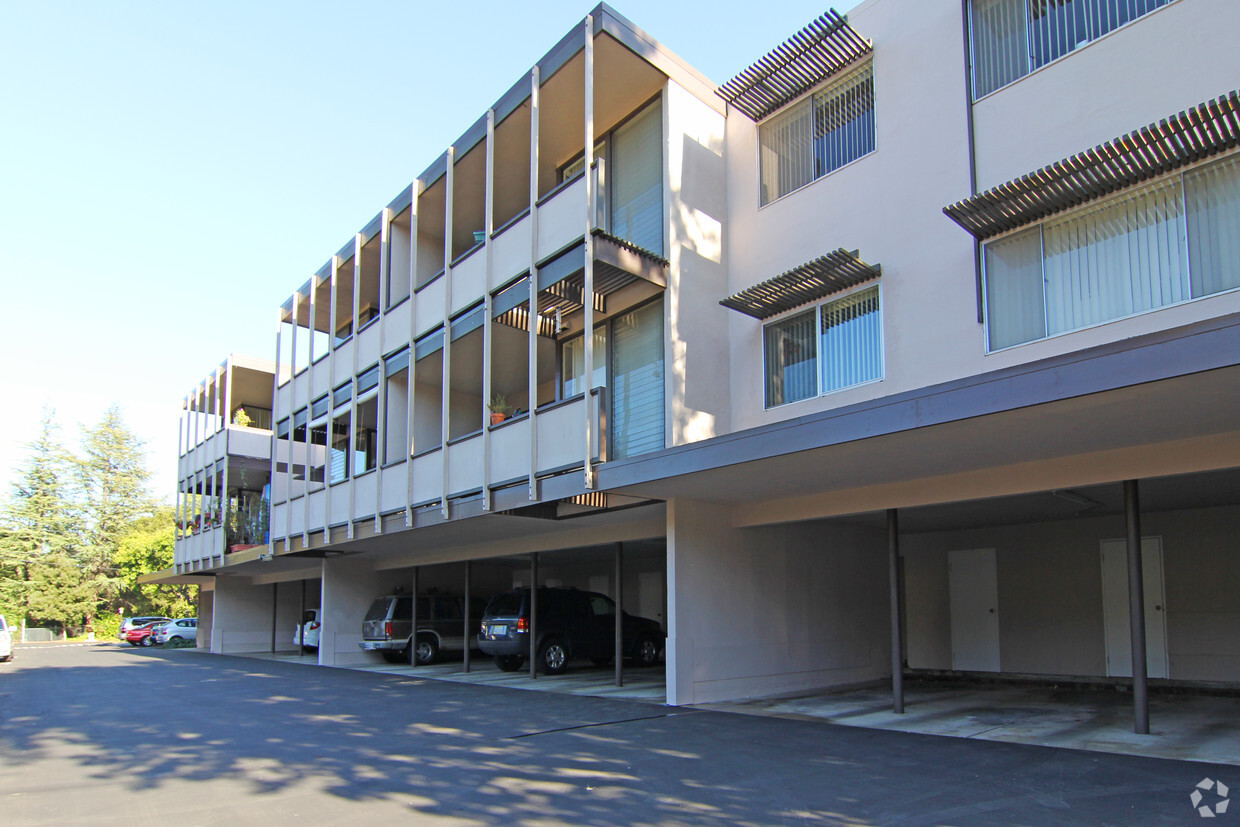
[1101,537,1168,679]
[949,548,1001,672]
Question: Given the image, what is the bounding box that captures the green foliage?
[0,406,194,634]
[163,636,196,649]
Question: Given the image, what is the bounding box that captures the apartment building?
[156,0,1240,731]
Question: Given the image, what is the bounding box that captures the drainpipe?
[960,0,983,323]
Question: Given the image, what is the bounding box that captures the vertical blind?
[759,62,875,205]
[610,102,664,255]
[763,285,883,407]
[984,153,1240,350]
[611,299,665,460]
[971,0,1170,99]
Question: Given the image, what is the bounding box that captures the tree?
[113,509,196,619]
[74,405,158,633]
[0,409,83,628]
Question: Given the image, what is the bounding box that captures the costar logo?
[1191,778,1230,818]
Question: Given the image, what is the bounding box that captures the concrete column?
[299,579,306,653]
[582,14,596,489]
[529,552,539,679]
[482,108,496,512]
[440,147,456,520]
[615,542,624,687]
[463,560,473,673]
[270,582,278,653]
[410,566,420,666]
[1125,479,1149,735]
[320,556,387,667]
[888,508,904,714]
[405,181,420,527]
[527,67,540,502]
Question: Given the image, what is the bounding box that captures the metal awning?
[716,9,872,122]
[720,249,880,320]
[944,90,1240,240]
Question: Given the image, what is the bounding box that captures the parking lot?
[0,642,1234,825]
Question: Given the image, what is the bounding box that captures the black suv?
[477,587,664,674]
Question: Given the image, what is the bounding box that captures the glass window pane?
[820,286,882,392]
[971,0,1030,97]
[813,64,875,176]
[759,98,813,205]
[985,227,1047,349]
[561,328,608,399]
[610,102,664,255]
[764,309,817,407]
[1186,153,1240,298]
[611,300,665,460]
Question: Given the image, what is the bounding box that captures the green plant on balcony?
[233,407,253,428]
[487,393,513,425]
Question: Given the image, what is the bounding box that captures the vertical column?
[406,182,421,528]
[615,542,624,687]
[299,579,306,652]
[273,307,288,550]
[463,560,473,673]
[582,15,597,489]
[300,286,312,548]
[441,148,456,520]
[1125,479,1149,735]
[888,508,904,714]
[527,68,541,502]
[376,209,392,532]
[482,107,496,512]
[270,582,278,653]
[322,264,336,545]
[529,552,539,679]
[410,566,420,667]
[224,361,234,431]
[348,234,363,539]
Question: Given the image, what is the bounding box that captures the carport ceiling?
[831,467,1240,534]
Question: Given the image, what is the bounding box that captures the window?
[983,153,1240,350]
[561,327,608,399]
[383,351,409,464]
[330,411,351,483]
[764,285,882,408]
[759,62,874,205]
[970,0,1171,98]
[355,397,377,474]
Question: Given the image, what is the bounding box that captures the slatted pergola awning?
[716,8,872,122]
[720,249,880,320]
[944,90,1240,240]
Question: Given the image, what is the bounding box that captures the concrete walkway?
[701,679,1240,767]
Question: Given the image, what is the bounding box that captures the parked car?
[0,614,12,663]
[359,592,485,664]
[117,616,171,640]
[294,609,320,651]
[152,618,198,645]
[125,621,164,647]
[477,587,664,675]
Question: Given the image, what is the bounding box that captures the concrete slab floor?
[699,679,1240,766]
[231,649,668,703]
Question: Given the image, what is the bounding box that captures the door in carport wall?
[949,548,1001,672]
[1101,537,1168,679]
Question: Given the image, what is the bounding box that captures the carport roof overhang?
[597,312,1240,526]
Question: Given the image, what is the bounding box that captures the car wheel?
[538,638,569,675]
[494,654,524,672]
[139,636,154,648]
[169,636,182,643]
[632,634,661,667]
[414,635,439,665]
[381,649,407,665]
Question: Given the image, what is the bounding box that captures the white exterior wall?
[722,0,1240,436]
[210,576,278,655]
[902,504,1240,682]
[666,499,889,705]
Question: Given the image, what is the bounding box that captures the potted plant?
[487,394,513,425]
[233,407,253,428]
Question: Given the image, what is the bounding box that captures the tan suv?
[359,592,485,664]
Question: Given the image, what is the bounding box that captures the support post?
[888,508,904,714]
[299,579,306,654]
[271,582,278,654]
[529,553,539,679]
[615,542,624,687]
[463,560,472,673]
[411,566,420,667]
[1125,479,1149,735]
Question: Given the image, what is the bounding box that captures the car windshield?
[485,591,524,618]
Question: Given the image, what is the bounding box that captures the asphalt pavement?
[0,643,1233,825]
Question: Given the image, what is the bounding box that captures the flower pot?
[490,412,507,425]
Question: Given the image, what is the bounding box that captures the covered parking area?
[599,315,1240,741]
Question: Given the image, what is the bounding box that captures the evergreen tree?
[75,405,158,632]
[0,410,83,627]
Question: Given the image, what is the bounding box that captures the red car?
[125,621,165,647]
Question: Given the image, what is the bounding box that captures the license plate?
[362,642,381,650]
[490,625,507,636]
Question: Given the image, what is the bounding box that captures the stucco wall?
[667,498,889,705]
[210,576,279,655]
[901,504,1240,682]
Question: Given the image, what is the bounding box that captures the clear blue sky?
[0,0,859,503]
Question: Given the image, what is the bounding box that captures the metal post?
[1125,479,1149,735]
[888,508,904,714]
[615,542,624,687]
[271,582,278,654]
[463,560,472,673]
[410,566,420,667]
[529,553,538,679]
[299,579,306,654]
